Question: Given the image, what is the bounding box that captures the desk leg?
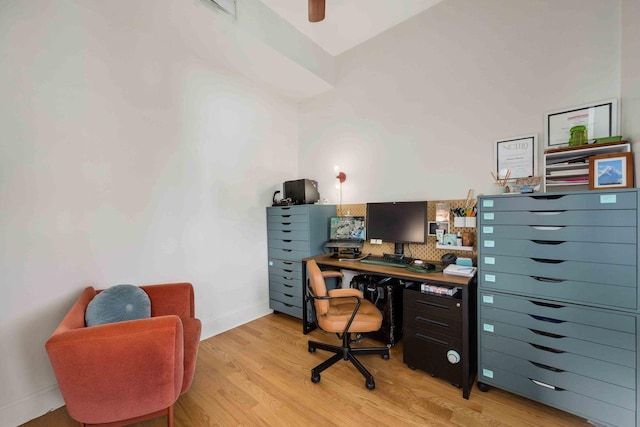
[302,260,316,334]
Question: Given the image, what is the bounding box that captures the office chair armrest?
[322,271,344,279]
[311,293,362,336]
[328,288,363,298]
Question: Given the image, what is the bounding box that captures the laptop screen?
[329,216,366,240]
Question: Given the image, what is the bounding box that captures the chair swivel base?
[308,334,390,390]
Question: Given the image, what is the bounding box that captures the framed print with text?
[544,99,618,149]
[494,134,537,180]
[588,152,634,190]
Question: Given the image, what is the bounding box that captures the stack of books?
[443,264,477,277]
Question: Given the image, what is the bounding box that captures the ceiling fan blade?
[308,0,325,22]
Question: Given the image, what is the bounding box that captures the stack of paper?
[443,264,477,277]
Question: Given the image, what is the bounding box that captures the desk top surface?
[304,253,473,286]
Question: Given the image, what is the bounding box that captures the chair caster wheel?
[382,354,389,360]
[366,380,375,390]
[308,345,316,353]
[477,381,490,392]
[311,373,320,383]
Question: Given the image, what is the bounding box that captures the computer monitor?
[366,201,427,255]
[329,216,366,240]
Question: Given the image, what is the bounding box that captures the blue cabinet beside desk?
[267,205,335,319]
[477,189,640,427]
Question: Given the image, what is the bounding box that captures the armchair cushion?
[85,284,151,326]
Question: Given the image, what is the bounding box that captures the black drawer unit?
[266,205,335,319]
[403,280,476,398]
[477,189,640,427]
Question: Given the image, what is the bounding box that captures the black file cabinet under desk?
[403,279,477,399]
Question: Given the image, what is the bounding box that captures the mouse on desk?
[422,263,436,270]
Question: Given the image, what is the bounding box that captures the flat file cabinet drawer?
[480,332,635,389]
[403,289,462,321]
[479,255,636,287]
[269,289,302,309]
[479,224,636,244]
[480,238,636,265]
[267,220,311,232]
[478,359,636,427]
[267,229,310,241]
[479,270,637,309]
[268,259,302,277]
[268,247,308,262]
[479,292,636,339]
[479,209,637,227]
[479,191,637,211]
[268,239,311,252]
[269,298,303,319]
[269,277,302,298]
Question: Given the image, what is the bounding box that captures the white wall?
[0,0,299,425]
[299,0,622,203]
[622,0,640,156]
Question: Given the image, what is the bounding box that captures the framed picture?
[589,152,634,190]
[428,221,449,236]
[544,99,618,149]
[494,134,537,180]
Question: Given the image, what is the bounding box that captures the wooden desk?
[301,253,477,399]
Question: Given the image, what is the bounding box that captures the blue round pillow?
[85,284,151,327]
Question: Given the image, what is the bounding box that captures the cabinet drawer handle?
[530,300,564,309]
[283,249,292,252]
[281,222,291,225]
[530,226,564,231]
[530,195,565,200]
[530,343,565,353]
[283,240,292,243]
[531,258,565,264]
[282,230,291,233]
[284,293,294,298]
[416,316,449,328]
[531,240,564,245]
[529,361,564,372]
[283,277,294,281]
[530,379,564,391]
[283,284,293,288]
[532,276,565,283]
[283,303,293,307]
[531,211,566,216]
[283,261,293,265]
[530,314,565,324]
[416,333,449,346]
[283,269,293,273]
[417,300,449,310]
[530,329,564,339]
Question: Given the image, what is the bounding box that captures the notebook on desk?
[325,216,365,248]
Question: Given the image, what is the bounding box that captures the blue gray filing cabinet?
[267,205,335,319]
[477,189,639,427]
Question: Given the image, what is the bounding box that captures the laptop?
[327,216,366,247]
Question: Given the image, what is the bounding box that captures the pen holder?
[454,217,476,228]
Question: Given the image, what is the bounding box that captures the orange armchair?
[45,283,201,427]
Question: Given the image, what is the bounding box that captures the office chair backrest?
[307,260,330,316]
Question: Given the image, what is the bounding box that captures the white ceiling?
[257,0,444,56]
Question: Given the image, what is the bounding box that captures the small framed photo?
[589,152,634,190]
[428,221,449,236]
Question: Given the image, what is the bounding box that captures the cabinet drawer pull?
[530,361,564,372]
[284,303,293,307]
[281,214,291,218]
[530,195,565,200]
[416,316,449,328]
[530,343,565,354]
[532,276,565,283]
[283,261,293,265]
[283,239,292,243]
[417,300,449,310]
[530,314,565,324]
[283,269,293,273]
[281,222,291,225]
[531,240,564,245]
[530,300,564,309]
[416,333,449,346]
[283,277,293,281]
[530,329,564,339]
[530,379,564,391]
[283,284,293,288]
[283,293,294,298]
[282,230,291,233]
[530,226,564,231]
[531,258,564,264]
[283,249,292,252]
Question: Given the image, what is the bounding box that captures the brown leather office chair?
[306,260,390,390]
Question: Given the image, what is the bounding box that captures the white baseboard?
[7,303,271,427]
[0,384,64,427]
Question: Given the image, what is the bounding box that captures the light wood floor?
[23,313,592,427]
